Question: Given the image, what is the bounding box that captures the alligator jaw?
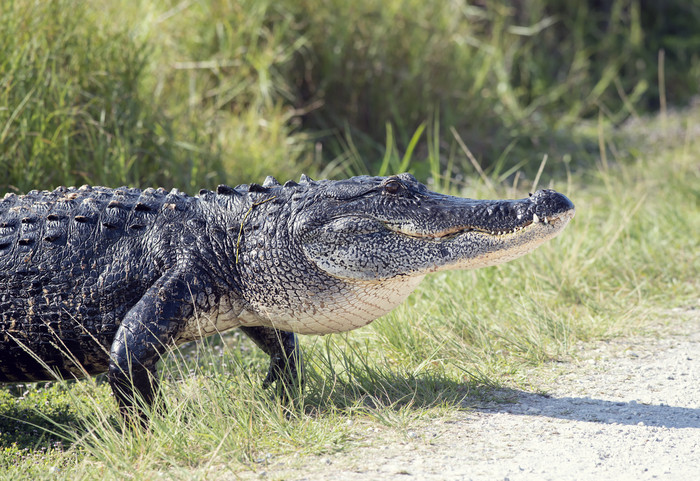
[439,206,574,271]
[385,208,573,240]
[374,206,573,275]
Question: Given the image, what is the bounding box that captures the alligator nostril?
[530,190,575,214]
[549,192,575,213]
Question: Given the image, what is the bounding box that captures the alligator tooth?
[533,213,540,223]
[543,216,549,224]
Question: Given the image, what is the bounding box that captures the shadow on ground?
[472,388,700,429]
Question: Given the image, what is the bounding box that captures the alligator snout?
[530,189,575,214]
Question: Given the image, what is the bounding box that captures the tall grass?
[0,1,195,191]
[3,0,700,192]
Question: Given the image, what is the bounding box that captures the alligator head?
[225,173,574,334]
[296,173,574,281]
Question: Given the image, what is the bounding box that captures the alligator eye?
[384,179,402,194]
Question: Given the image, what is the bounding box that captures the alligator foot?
[108,363,160,428]
[108,270,195,425]
[239,326,304,400]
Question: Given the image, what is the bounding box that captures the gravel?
[242,308,700,480]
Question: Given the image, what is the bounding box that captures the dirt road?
[243,307,700,480]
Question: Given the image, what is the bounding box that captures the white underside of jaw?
[228,275,424,335]
[176,275,427,338]
[246,275,426,335]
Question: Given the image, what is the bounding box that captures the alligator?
[0,173,574,418]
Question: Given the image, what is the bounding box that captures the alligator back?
[0,186,184,382]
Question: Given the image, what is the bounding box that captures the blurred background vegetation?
[1,2,699,473]
[1,0,699,192]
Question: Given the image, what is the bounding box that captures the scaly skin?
[0,174,574,417]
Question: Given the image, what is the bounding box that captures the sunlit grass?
[1,106,698,478]
[1,0,699,477]
[4,0,699,193]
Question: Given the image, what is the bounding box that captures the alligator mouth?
[384,210,573,240]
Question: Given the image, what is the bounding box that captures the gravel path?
[245,308,700,480]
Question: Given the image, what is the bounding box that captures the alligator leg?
[108,271,196,422]
[239,326,303,396]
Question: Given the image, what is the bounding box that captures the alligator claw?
[261,352,304,395]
